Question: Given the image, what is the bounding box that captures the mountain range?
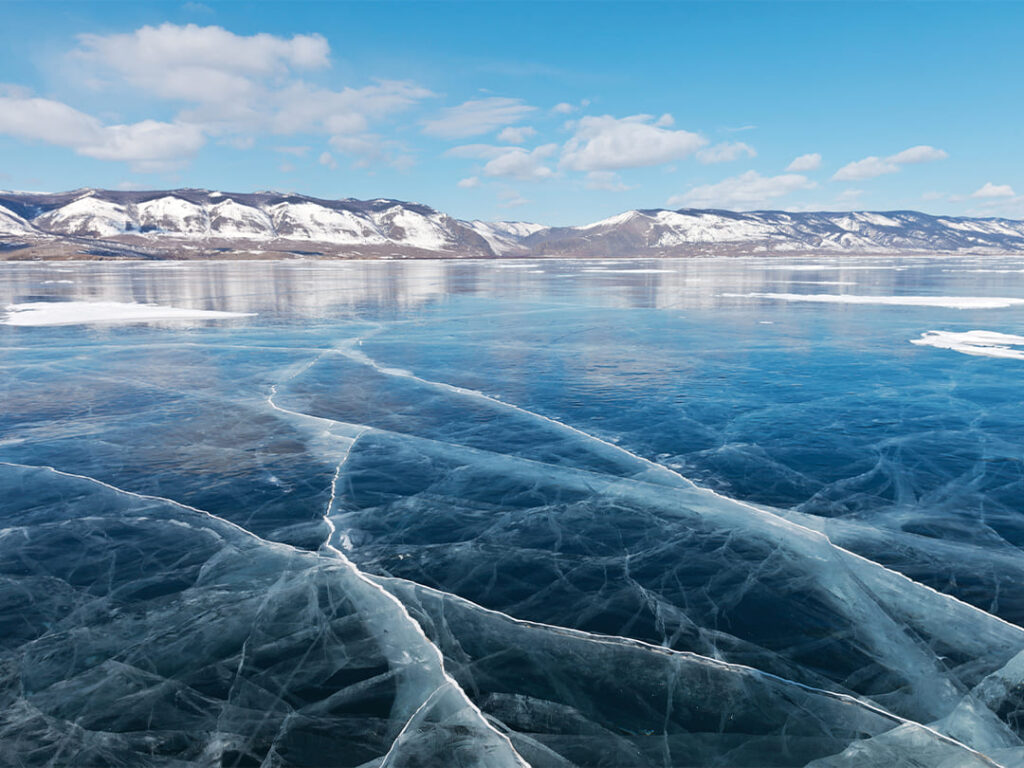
[2,188,1024,260]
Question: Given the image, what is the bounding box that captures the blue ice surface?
[2,256,1024,766]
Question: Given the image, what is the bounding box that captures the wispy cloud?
[786,153,821,172]
[833,145,947,181]
[669,170,816,209]
[422,97,535,139]
[696,141,756,165]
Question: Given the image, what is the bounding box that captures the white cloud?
[669,170,816,209]
[79,120,205,163]
[921,191,945,201]
[888,145,948,164]
[318,151,337,170]
[73,23,329,102]
[0,94,204,169]
[971,182,1015,198]
[0,94,105,148]
[551,99,589,115]
[497,125,537,144]
[560,113,706,172]
[832,156,900,181]
[265,80,431,136]
[584,171,631,191]
[786,153,821,172]
[457,176,480,188]
[448,143,558,181]
[833,144,948,181]
[696,141,756,164]
[422,97,535,139]
[63,24,434,170]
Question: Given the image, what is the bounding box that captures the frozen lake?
[3,256,1024,766]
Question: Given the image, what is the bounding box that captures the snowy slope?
[0,203,32,236]
[469,221,548,255]
[33,194,134,238]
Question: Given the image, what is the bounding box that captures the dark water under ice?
[3,256,1024,767]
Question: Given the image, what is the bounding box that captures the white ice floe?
[722,293,1024,310]
[3,301,255,326]
[911,330,1024,360]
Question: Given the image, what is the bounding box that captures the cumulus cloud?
[971,182,1015,198]
[73,23,329,102]
[497,125,537,144]
[318,151,337,170]
[422,97,535,139]
[696,141,756,164]
[0,93,204,169]
[61,24,434,170]
[833,144,947,181]
[786,153,821,172]
[560,113,706,172]
[669,170,816,209]
[457,176,480,188]
[448,143,558,181]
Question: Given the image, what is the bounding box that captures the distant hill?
[2,188,1023,259]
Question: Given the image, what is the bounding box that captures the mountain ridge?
[2,187,1023,260]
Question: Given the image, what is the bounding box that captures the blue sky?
[0,1,1021,225]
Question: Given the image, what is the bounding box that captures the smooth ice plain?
[2,256,1024,767]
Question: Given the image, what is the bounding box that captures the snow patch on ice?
[911,330,1024,360]
[724,293,1024,310]
[3,301,255,326]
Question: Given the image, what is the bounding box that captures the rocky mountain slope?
[2,188,1023,259]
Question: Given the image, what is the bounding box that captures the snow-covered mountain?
[520,208,1024,257]
[2,188,1024,259]
[0,189,495,259]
